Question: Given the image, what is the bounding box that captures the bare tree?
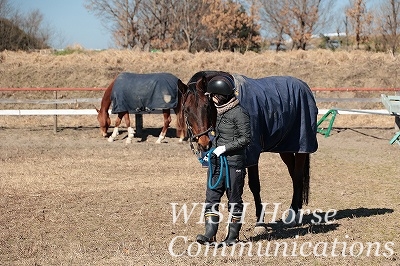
[346,0,373,49]
[284,0,318,50]
[19,9,52,48]
[137,0,212,51]
[170,0,208,52]
[0,0,50,50]
[137,0,176,51]
[375,0,400,55]
[85,0,188,51]
[258,0,288,50]
[85,0,142,49]
[258,0,334,50]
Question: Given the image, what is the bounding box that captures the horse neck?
[209,99,217,128]
[211,103,217,128]
[100,81,113,113]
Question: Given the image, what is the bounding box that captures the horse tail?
[302,153,310,205]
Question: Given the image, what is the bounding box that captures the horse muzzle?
[197,135,212,151]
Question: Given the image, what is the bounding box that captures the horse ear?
[200,76,208,93]
[177,79,187,94]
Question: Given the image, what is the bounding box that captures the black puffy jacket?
[213,104,251,168]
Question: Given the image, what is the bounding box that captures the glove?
[213,145,226,157]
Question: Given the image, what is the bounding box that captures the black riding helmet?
[207,75,235,96]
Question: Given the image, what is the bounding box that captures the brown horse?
[181,71,318,236]
[97,72,186,144]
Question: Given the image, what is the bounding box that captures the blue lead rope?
[206,148,230,190]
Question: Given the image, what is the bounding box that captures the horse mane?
[175,79,187,135]
[189,70,231,84]
[99,75,116,113]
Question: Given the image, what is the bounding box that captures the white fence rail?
[1,87,399,132]
[0,108,392,116]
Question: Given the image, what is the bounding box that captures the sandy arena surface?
[0,50,399,265]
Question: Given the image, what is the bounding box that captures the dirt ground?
[0,114,399,266]
[0,50,399,265]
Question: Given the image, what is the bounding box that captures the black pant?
[205,164,246,214]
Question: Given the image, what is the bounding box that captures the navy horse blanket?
[111,72,180,114]
[232,74,318,167]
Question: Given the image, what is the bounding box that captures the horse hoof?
[107,137,114,142]
[284,209,301,226]
[155,137,164,144]
[126,138,132,144]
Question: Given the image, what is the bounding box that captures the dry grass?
[1,49,399,88]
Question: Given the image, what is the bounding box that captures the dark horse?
[97,72,186,144]
[180,71,318,234]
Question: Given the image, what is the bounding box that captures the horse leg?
[177,129,185,143]
[173,106,185,143]
[248,165,268,235]
[279,152,308,225]
[123,113,135,144]
[176,124,185,143]
[156,109,171,144]
[108,113,123,142]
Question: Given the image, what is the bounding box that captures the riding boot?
[196,212,219,245]
[219,214,242,247]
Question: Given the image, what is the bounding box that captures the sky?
[12,0,378,50]
[13,0,114,50]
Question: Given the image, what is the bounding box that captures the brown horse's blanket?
[111,72,179,113]
[232,74,319,166]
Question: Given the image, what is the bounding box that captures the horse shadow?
[329,127,394,140]
[248,207,394,242]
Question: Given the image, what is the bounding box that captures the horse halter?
[186,119,214,142]
[185,117,214,156]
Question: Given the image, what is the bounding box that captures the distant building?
[311,32,346,38]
